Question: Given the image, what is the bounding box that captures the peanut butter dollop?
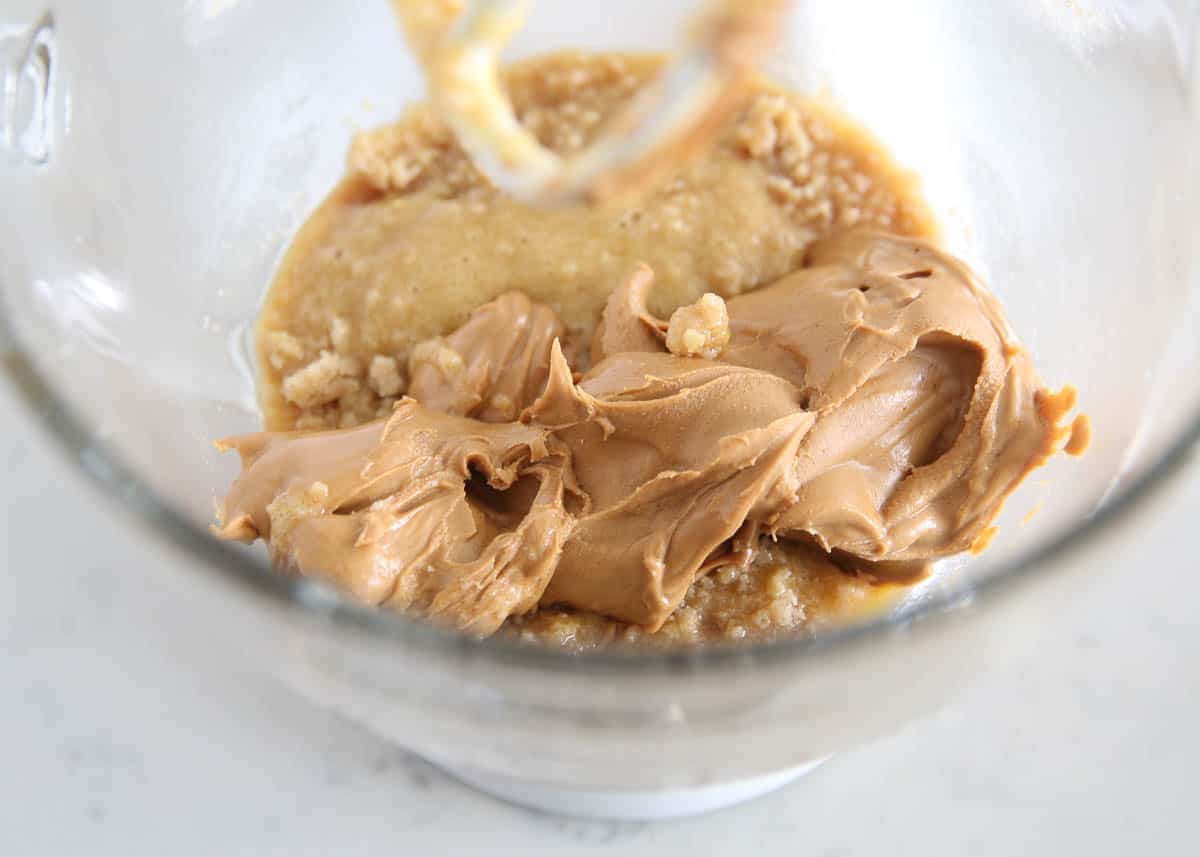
[216,232,1078,635]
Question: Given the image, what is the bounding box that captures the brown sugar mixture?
[258,52,935,431]
[219,52,1083,648]
[506,541,896,650]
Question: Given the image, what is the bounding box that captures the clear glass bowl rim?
[2,264,1198,675]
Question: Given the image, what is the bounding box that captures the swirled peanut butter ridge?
[216,232,1081,636]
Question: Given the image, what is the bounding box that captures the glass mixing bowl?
[2,0,1199,819]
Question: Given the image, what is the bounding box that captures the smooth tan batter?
[222,51,1083,648]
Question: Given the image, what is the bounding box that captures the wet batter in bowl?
[215,52,1087,648]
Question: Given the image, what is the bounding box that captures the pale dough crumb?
[281,351,361,408]
[666,293,730,360]
[409,338,465,378]
[265,481,330,553]
[367,355,405,397]
[264,330,306,371]
[349,128,424,193]
[766,565,791,596]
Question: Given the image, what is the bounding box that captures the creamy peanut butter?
[220,51,1083,646]
[218,230,1079,638]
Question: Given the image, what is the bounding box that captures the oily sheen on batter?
[220,52,1083,648]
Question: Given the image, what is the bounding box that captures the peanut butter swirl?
[216,232,1079,635]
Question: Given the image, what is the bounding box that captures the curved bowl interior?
[1,0,1199,783]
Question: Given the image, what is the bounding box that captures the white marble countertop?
[3,381,1198,856]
